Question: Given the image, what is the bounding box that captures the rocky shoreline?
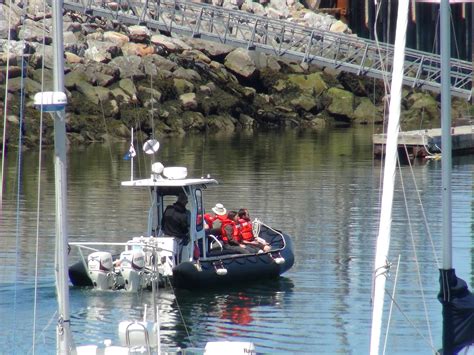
[1,1,472,148]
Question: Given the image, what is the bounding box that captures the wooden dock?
[373,125,474,159]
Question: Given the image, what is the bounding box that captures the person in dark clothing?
[162,193,190,244]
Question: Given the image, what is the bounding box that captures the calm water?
[1,127,473,354]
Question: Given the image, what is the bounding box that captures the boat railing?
[69,241,174,252]
[253,219,288,251]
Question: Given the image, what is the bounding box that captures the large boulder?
[110,87,133,104]
[63,31,81,54]
[173,67,201,82]
[71,62,118,87]
[181,111,206,131]
[150,34,191,52]
[180,49,212,64]
[109,55,145,80]
[65,70,88,90]
[6,76,42,95]
[180,92,198,110]
[224,48,257,79]
[127,25,151,43]
[137,85,162,105]
[121,42,155,57]
[184,38,234,59]
[241,1,266,16]
[248,51,281,72]
[118,78,137,100]
[290,94,318,112]
[283,72,328,96]
[85,39,121,63]
[325,87,355,120]
[0,4,21,40]
[75,81,101,105]
[2,39,36,58]
[143,54,178,72]
[353,97,382,124]
[206,114,237,132]
[402,92,440,129]
[174,78,195,95]
[17,19,52,44]
[28,43,54,69]
[0,66,22,80]
[103,31,130,47]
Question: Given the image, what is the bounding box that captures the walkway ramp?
[63,0,472,100]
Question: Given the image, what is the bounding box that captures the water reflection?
[171,278,294,348]
[68,278,294,351]
[1,128,473,354]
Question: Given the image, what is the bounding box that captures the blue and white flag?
[123,144,136,160]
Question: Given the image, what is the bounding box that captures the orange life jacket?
[238,218,254,241]
[221,219,241,244]
[204,213,216,228]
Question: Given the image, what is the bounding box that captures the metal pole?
[370,1,409,354]
[440,0,452,271]
[131,128,134,181]
[52,0,72,352]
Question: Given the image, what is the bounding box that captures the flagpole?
[131,128,134,181]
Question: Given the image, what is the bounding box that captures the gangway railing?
[62,0,472,100]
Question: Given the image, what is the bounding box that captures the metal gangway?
[63,0,472,100]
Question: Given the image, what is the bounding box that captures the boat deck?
[373,124,474,159]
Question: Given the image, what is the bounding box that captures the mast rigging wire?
[33,2,49,352]
[1,0,14,213]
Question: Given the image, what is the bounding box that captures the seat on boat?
[207,234,223,251]
[205,234,254,257]
[206,234,234,256]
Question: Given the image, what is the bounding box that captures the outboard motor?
[87,251,114,291]
[119,249,145,292]
[155,237,179,277]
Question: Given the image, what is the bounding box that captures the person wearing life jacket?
[220,211,249,254]
[237,208,271,253]
[205,203,227,236]
[221,211,242,244]
[204,213,216,230]
[237,209,254,242]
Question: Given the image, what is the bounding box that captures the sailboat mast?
[440,0,452,271]
[52,0,72,352]
[370,1,409,354]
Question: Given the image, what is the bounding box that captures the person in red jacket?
[205,203,227,236]
[237,208,271,253]
[220,211,249,254]
[204,213,216,229]
[221,211,242,244]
